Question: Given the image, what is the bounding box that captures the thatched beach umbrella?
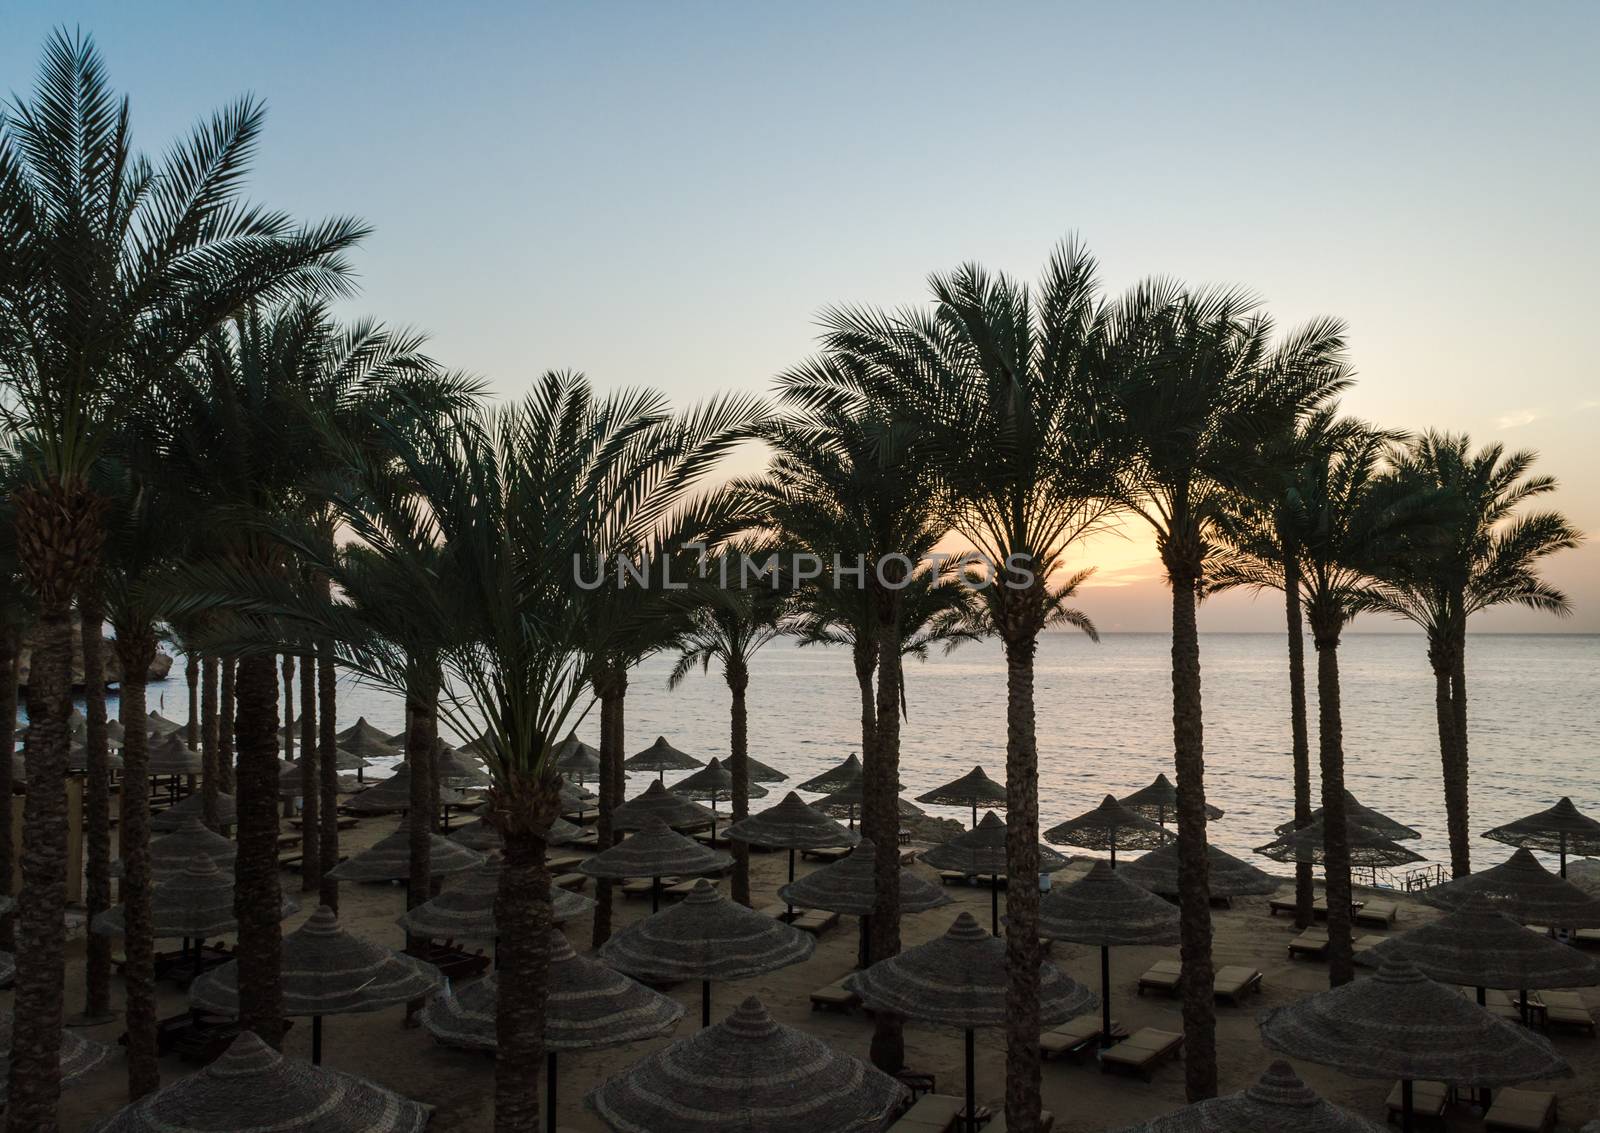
[1421,847,1600,926]
[93,858,296,941]
[397,855,595,942]
[1259,956,1571,1131]
[624,735,704,782]
[1274,791,1420,842]
[580,816,731,912]
[1112,1060,1386,1133]
[325,823,485,884]
[1038,860,1180,1047]
[341,762,474,816]
[724,791,857,917]
[280,759,360,798]
[336,717,399,781]
[1570,857,1600,897]
[113,817,236,880]
[794,752,861,794]
[146,733,202,776]
[920,811,1071,933]
[669,758,768,839]
[916,765,1008,828]
[145,709,183,736]
[847,911,1095,1131]
[424,931,684,1130]
[1254,814,1425,869]
[151,791,235,833]
[433,742,491,789]
[745,755,788,784]
[553,732,602,780]
[91,1030,432,1132]
[1119,772,1224,828]
[0,1013,113,1106]
[810,777,923,830]
[612,779,716,833]
[777,837,950,965]
[190,906,442,1064]
[1483,796,1600,876]
[586,995,904,1133]
[1119,841,1279,900]
[599,878,813,1026]
[1044,794,1168,867]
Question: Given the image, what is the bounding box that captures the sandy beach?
[48,810,1600,1132]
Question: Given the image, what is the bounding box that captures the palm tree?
[0,31,363,1120]
[785,242,1116,1130]
[76,575,114,1025]
[1103,284,1348,1097]
[0,472,26,948]
[1364,435,1578,878]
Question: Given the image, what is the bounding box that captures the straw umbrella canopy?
[144,710,183,736]
[448,817,503,852]
[624,735,704,782]
[325,823,485,884]
[1273,791,1420,842]
[599,879,814,1026]
[794,752,860,794]
[846,911,1095,1131]
[190,906,442,1064]
[1112,1060,1386,1133]
[280,759,360,798]
[586,995,904,1133]
[341,762,474,816]
[1119,840,1280,900]
[916,765,1009,829]
[92,1030,432,1133]
[777,837,949,966]
[146,733,203,776]
[1038,860,1181,1047]
[669,758,768,839]
[1118,772,1224,827]
[744,756,787,784]
[0,951,13,986]
[1482,796,1600,876]
[151,791,236,833]
[113,817,236,880]
[810,778,924,830]
[434,742,491,789]
[553,732,602,780]
[920,812,1071,934]
[1259,956,1571,1132]
[1420,847,1600,926]
[1254,814,1425,869]
[580,816,731,912]
[397,855,595,942]
[93,858,296,940]
[0,1013,113,1106]
[1044,794,1169,867]
[612,779,716,833]
[1569,858,1600,897]
[425,930,684,1124]
[106,718,125,743]
[335,716,398,753]
[724,791,858,914]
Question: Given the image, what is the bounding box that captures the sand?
[49,812,1600,1131]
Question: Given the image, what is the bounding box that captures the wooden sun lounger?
[985,1111,1053,1133]
[758,903,795,923]
[1040,1016,1122,1062]
[810,976,861,1014]
[1386,1080,1448,1124]
[693,829,732,848]
[1484,1087,1557,1133]
[885,1092,963,1132]
[620,877,673,898]
[546,854,585,873]
[552,872,587,892]
[1137,958,1183,996]
[664,876,715,897]
[1540,990,1596,1034]
[1212,965,1263,1004]
[801,845,851,863]
[791,908,840,935]
[1572,928,1600,948]
[1099,1027,1183,1080]
[1288,927,1329,960]
[1353,934,1387,957]
[1355,898,1399,928]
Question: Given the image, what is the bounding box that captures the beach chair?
[985,1111,1053,1133]
[1099,1027,1183,1080]
[884,1093,963,1132]
[809,976,861,1014]
[1385,1080,1448,1124]
[758,903,793,922]
[546,853,585,873]
[1288,927,1329,960]
[791,908,840,935]
[801,845,851,863]
[552,873,587,892]
[663,876,715,898]
[1572,928,1600,948]
[1484,1087,1557,1133]
[1481,988,1529,1024]
[1268,896,1299,917]
[620,876,675,898]
[1212,965,1263,1004]
[1353,934,1388,959]
[1539,989,1596,1035]
[937,870,971,886]
[1040,1016,1121,1062]
[1355,898,1399,928]
[1136,958,1182,996]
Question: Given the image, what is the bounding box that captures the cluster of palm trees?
[0,29,1578,1133]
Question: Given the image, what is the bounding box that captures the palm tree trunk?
[868,601,905,1076]
[1168,569,1218,1102]
[727,662,751,907]
[0,624,17,950]
[281,655,295,764]
[591,664,625,948]
[218,656,236,796]
[114,629,160,1098]
[405,674,438,915]
[1002,631,1044,1132]
[80,587,113,1021]
[234,652,285,1046]
[1448,628,1471,878]
[1428,633,1468,879]
[1311,611,1355,985]
[317,648,339,910]
[854,638,878,768]
[1284,556,1315,928]
[184,654,199,747]
[493,775,560,1133]
[298,652,319,890]
[202,655,221,832]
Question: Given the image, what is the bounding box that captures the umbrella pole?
[651,877,660,914]
[786,848,795,920]
[1560,831,1567,878]
[990,877,999,936]
[971,803,977,829]
[1109,831,1117,870]
[858,915,870,968]
[546,1050,556,1133]
[964,1027,977,1133]
[1519,988,1530,1026]
[312,1015,322,1065]
[702,980,711,1028]
[711,799,717,842]
[1477,986,1486,1006]
[1100,945,1113,1048]
[1401,1079,1414,1133]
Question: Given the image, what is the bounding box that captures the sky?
[5,1,1596,631]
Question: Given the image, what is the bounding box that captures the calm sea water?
[124,633,1599,876]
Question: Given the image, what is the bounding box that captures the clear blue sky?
[5,2,1596,630]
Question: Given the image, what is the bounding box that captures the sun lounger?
[552,873,587,892]
[546,853,585,873]
[884,1093,963,1132]
[1386,1080,1448,1124]
[1484,1087,1557,1133]
[1288,927,1329,960]
[985,1112,1053,1133]
[1539,989,1595,1035]
[1212,965,1263,1004]
[1268,897,1300,917]
[937,870,970,885]
[1137,958,1182,996]
[1355,898,1399,928]
[1353,934,1387,958]
[758,903,793,922]
[1572,928,1600,948]
[664,876,714,897]
[1099,1027,1183,1080]
[810,976,861,1014]
[620,876,676,898]
[791,909,840,935]
[1040,1016,1121,1062]
[801,845,851,863]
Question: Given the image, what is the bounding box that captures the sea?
[113,633,1600,878]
